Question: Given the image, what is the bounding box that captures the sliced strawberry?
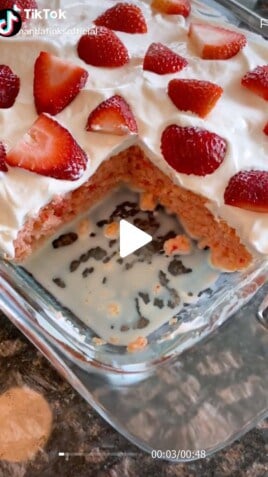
[189,22,247,60]
[143,43,187,75]
[161,125,226,176]
[151,0,191,17]
[77,26,129,67]
[264,122,268,135]
[241,65,268,101]
[34,52,88,115]
[6,114,88,181]
[168,79,223,117]
[1,0,37,22]
[94,3,147,34]
[0,65,20,109]
[0,142,8,172]
[86,95,138,136]
[224,170,268,212]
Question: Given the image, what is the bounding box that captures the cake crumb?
[103,222,119,239]
[139,192,157,211]
[127,336,148,353]
[109,336,120,345]
[77,218,90,237]
[169,317,178,325]
[153,284,161,294]
[92,337,106,346]
[107,302,121,317]
[198,238,208,250]
[164,234,192,256]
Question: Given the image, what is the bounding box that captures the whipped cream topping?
[0,0,267,258]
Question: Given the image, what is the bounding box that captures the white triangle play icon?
[119,219,152,258]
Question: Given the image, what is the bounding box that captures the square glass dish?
[1,185,267,372]
[0,0,267,460]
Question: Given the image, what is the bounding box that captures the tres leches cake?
[0,0,267,271]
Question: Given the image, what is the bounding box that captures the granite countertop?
[0,311,267,477]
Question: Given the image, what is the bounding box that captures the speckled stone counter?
[0,311,267,477]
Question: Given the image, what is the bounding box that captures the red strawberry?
[1,0,37,22]
[143,43,187,75]
[77,27,129,67]
[6,114,88,181]
[151,0,191,17]
[161,125,226,176]
[0,65,20,109]
[189,22,246,60]
[0,142,8,172]
[264,122,268,135]
[168,79,223,117]
[86,95,138,135]
[34,52,88,115]
[241,65,268,101]
[224,170,268,212]
[94,3,147,34]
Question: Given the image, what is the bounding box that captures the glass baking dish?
[0,0,267,460]
[1,185,268,372]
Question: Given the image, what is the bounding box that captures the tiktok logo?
[0,8,22,37]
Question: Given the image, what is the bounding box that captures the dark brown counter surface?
[0,311,267,477]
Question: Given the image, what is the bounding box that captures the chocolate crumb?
[102,277,107,284]
[103,251,116,264]
[53,277,66,288]
[96,219,108,228]
[138,292,150,304]
[109,240,117,248]
[133,217,159,234]
[90,232,96,237]
[120,325,130,332]
[82,267,94,278]
[88,247,107,261]
[188,291,193,296]
[159,270,169,287]
[153,298,164,309]
[117,258,123,265]
[168,259,192,276]
[133,316,149,329]
[169,288,180,307]
[111,201,138,220]
[52,232,78,249]
[80,251,91,263]
[125,262,133,271]
[69,260,80,273]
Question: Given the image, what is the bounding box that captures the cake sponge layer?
[14,146,252,271]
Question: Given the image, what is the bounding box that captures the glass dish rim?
[0,0,267,374]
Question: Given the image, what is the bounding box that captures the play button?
[119,219,152,258]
